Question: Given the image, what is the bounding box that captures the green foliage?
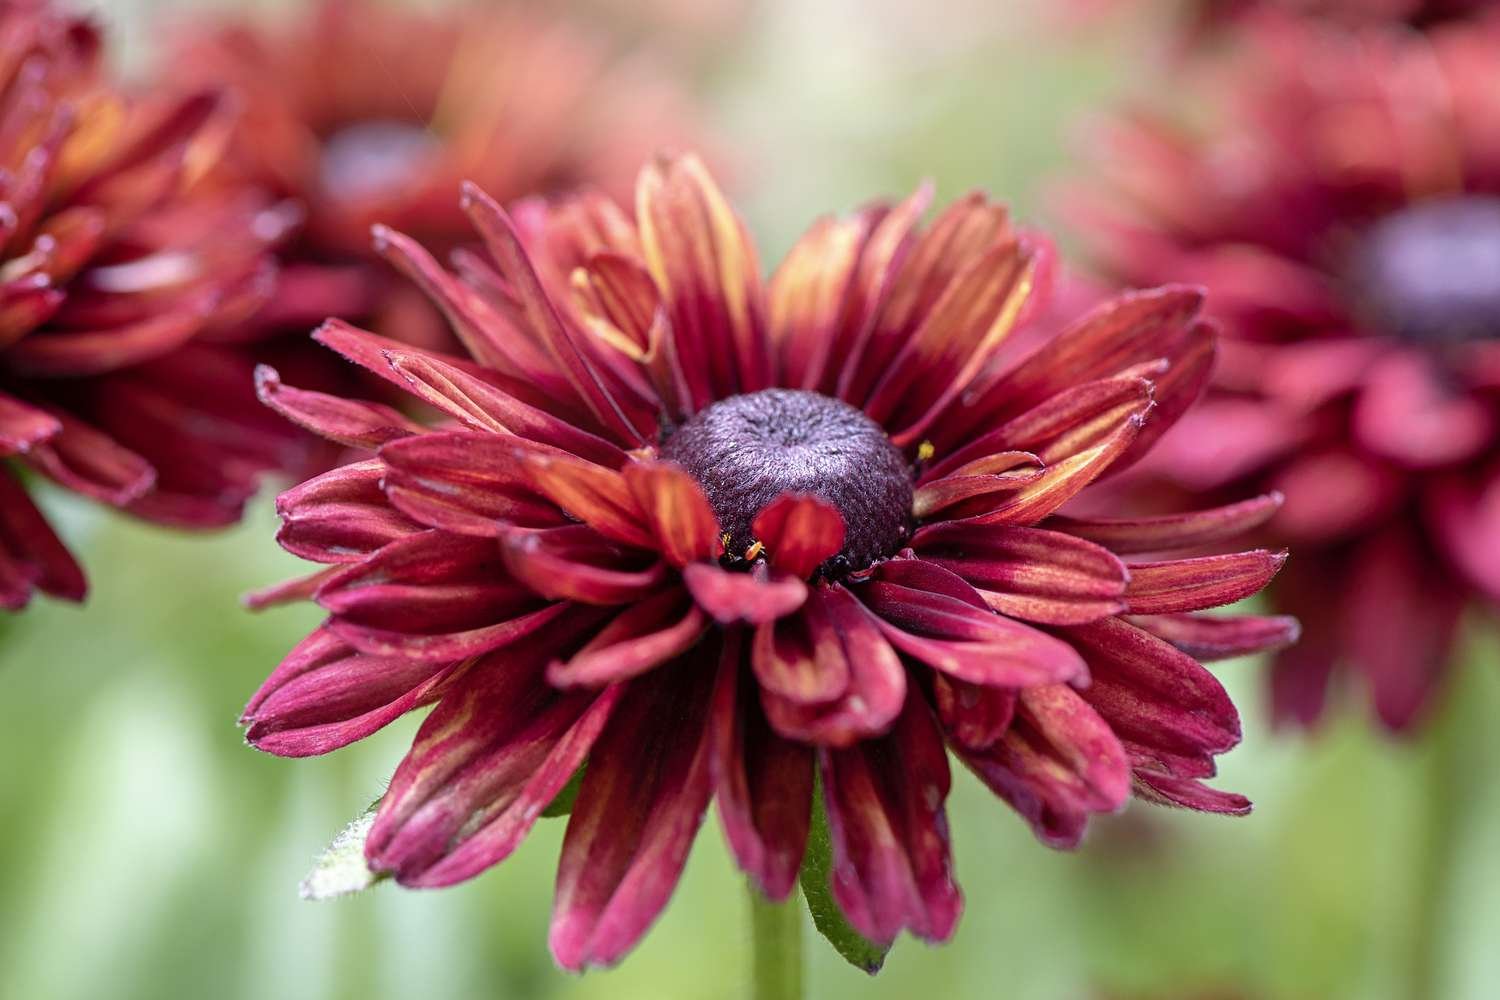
[798,781,889,975]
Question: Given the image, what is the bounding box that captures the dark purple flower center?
[1348,195,1500,345]
[659,388,913,574]
[320,119,439,201]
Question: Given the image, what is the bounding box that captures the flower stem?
[1407,689,1465,1000]
[748,885,803,1000]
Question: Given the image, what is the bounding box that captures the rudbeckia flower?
[246,154,1292,968]
[1066,14,1500,730]
[165,0,704,346]
[0,1,298,609]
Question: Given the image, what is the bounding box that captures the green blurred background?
[4,2,1500,998]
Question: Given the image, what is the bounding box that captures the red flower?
[164,0,706,351]
[247,154,1291,967]
[1066,14,1500,730]
[0,1,299,609]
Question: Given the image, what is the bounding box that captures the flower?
[165,0,705,347]
[246,154,1293,968]
[0,1,300,609]
[1065,14,1500,730]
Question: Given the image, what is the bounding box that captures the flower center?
[659,388,913,574]
[1347,195,1500,345]
[319,119,440,202]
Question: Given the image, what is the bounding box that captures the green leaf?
[542,762,587,817]
[299,800,389,900]
[799,778,890,974]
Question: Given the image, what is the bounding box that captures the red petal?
[243,627,458,757]
[518,448,652,549]
[710,634,814,900]
[503,525,670,605]
[0,391,61,456]
[22,408,155,507]
[1049,492,1283,555]
[275,460,421,564]
[752,600,852,705]
[1127,612,1301,661]
[255,365,421,449]
[0,467,85,606]
[623,461,722,567]
[682,561,807,625]
[548,589,708,688]
[751,493,846,580]
[914,522,1128,625]
[550,653,717,970]
[380,431,567,537]
[932,674,1015,751]
[819,694,961,946]
[1124,549,1287,615]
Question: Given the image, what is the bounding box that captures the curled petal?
[548,589,708,688]
[275,460,421,563]
[380,431,566,537]
[1127,612,1301,661]
[819,694,961,946]
[710,634,814,900]
[1133,772,1251,815]
[550,652,718,971]
[503,525,670,605]
[682,561,807,625]
[254,365,421,449]
[961,684,1131,848]
[622,461,722,567]
[243,627,459,757]
[914,522,1128,625]
[752,600,851,705]
[1124,550,1287,615]
[751,493,846,580]
[22,408,154,507]
[1049,492,1283,555]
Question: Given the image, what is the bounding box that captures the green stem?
[1407,691,1465,1000]
[749,885,804,1000]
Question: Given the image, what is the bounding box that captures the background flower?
[1066,13,1500,731]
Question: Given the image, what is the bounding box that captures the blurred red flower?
[245,153,1293,967]
[1066,13,1500,730]
[0,1,301,609]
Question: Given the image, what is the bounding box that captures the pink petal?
[682,561,807,625]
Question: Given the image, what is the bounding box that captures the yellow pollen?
[917,440,936,462]
[721,532,733,553]
[744,540,765,562]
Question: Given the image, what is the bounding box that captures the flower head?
[165,0,705,341]
[1066,14,1500,730]
[0,0,299,609]
[247,154,1291,967]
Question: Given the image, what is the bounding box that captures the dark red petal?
[914,522,1128,625]
[518,448,653,549]
[1049,492,1283,555]
[1124,549,1287,615]
[254,365,421,449]
[856,559,1088,688]
[1127,612,1301,661]
[1064,617,1240,761]
[242,566,342,611]
[759,584,907,747]
[380,431,567,537]
[0,391,62,456]
[22,408,155,507]
[932,673,1015,752]
[548,589,708,688]
[751,493,846,580]
[961,683,1131,848]
[1133,772,1251,815]
[503,525,670,605]
[550,652,718,971]
[911,452,1044,521]
[275,460,421,564]
[622,461,722,567]
[752,601,851,705]
[243,627,459,757]
[710,634,814,900]
[0,467,85,606]
[682,561,807,625]
[366,616,623,887]
[819,693,961,946]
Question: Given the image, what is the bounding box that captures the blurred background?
[4,1,1500,998]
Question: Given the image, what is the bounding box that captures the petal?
[1132,772,1251,815]
[502,525,670,605]
[623,461,722,567]
[1049,492,1283,555]
[759,584,907,747]
[1354,351,1493,468]
[960,683,1131,849]
[550,652,717,971]
[380,431,567,537]
[1127,612,1301,661]
[518,448,653,549]
[710,634,814,900]
[769,213,872,391]
[367,619,623,887]
[855,559,1088,688]
[819,693,961,946]
[21,407,155,507]
[750,493,846,580]
[0,391,62,457]
[752,599,852,705]
[913,522,1129,625]
[254,365,422,449]
[0,466,85,606]
[910,451,1044,521]
[547,589,709,688]
[242,627,459,757]
[1123,550,1287,615]
[682,561,807,625]
[932,674,1015,752]
[275,461,421,564]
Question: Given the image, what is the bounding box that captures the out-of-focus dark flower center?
[1348,195,1500,345]
[319,120,439,201]
[659,388,913,574]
